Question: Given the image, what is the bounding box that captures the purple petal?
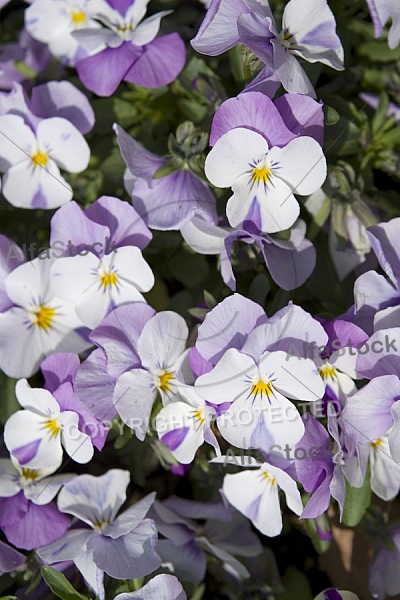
[274,94,324,145]
[107,0,132,16]
[114,124,164,180]
[88,521,161,579]
[41,353,80,392]
[161,428,190,451]
[131,170,217,230]
[0,539,26,573]
[124,34,186,89]
[12,439,42,465]
[189,347,213,378]
[30,81,95,134]
[74,348,118,422]
[209,91,295,147]
[367,218,400,288]
[157,539,206,585]
[114,574,187,600]
[261,235,316,290]
[237,11,275,65]
[241,65,281,97]
[85,195,152,250]
[50,201,110,258]
[0,495,69,550]
[191,0,249,55]
[76,43,142,97]
[196,293,267,364]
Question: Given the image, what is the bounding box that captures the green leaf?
[41,567,88,600]
[380,126,400,147]
[350,193,379,228]
[324,105,340,126]
[0,596,19,599]
[280,566,313,600]
[358,41,400,62]
[342,463,372,526]
[0,374,19,425]
[152,156,183,179]
[249,273,270,307]
[307,196,331,241]
[371,92,389,136]
[168,251,209,287]
[190,584,205,600]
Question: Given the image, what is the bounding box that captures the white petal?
[0,459,20,497]
[205,127,269,188]
[227,172,300,233]
[60,411,94,464]
[156,401,206,464]
[260,351,325,401]
[25,473,76,505]
[15,378,60,414]
[138,312,188,371]
[0,114,36,169]
[128,11,171,46]
[25,0,71,43]
[2,159,73,209]
[37,118,90,173]
[195,348,257,404]
[270,136,327,195]
[180,217,227,255]
[113,369,156,441]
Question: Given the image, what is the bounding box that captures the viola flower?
[50,246,154,329]
[72,0,186,96]
[116,123,217,231]
[74,302,156,423]
[4,378,94,469]
[181,215,316,291]
[115,575,187,600]
[113,311,192,440]
[219,459,303,536]
[205,126,326,233]
[37,470,161,596]
[195,345,325,451]
[191,0,344,97]
[0,257,90,378]
[150,496,262,584]
[366,0,400,49]
[155,385,220,464]
[0,455,72,550]
[25,0,101,66]
[0,29,51,91]
[0,113,90,209]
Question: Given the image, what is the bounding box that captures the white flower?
[50,247,154,329]
[0,114,90,209]
[205,127,326,234]
[25,0,101,66]
[0,257,90,378]
[220,460,303,536]
[4,379,94,469]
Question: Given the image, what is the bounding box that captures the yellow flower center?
[251,379,273,399]
[118,23,133,32]
[157,370,174,393]
[192,409,206,426]
[319,364,337,380]
[21,468,40,482]
[33,305,56,330]
[71,10,86,24]
[31,151,48,168]
[371,438,383,448]
[262,471,276,485]
[251,163,272,186]
[100,271,118,288]
[45,417,61,438]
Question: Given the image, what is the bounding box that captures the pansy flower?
[0,113,90,209]
[72,0,186,96]
[4,379,94,469]
[37,470,161,596]
[191,0,344,97]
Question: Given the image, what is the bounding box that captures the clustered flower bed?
[0,0,400,599]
